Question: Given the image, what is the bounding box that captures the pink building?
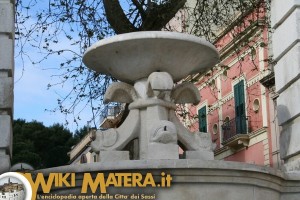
[185,6,280,168]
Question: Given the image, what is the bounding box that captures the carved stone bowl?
[83,31,219,83]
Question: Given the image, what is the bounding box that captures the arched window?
[80,154,87,164]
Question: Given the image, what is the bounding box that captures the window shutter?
[239,80,247,133]
[198,106,207,132]
[234,80,247,134]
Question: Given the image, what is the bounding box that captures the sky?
[12,1,129,133]
[14,57,92,133]
[0,176,22,185]
[13,14,94,134]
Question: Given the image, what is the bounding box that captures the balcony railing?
[107,105,121,117]
[222,116,249,142]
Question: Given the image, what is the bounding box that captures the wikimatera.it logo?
[0,172,32,200]
[20,172,173,200]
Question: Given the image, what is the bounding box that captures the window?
[198,106,207,132]
[80,154,87,164]
[234,80,247,134]
[224,116,230,123]
[213,124,218,135]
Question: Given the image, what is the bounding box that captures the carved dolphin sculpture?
[104,82,138,103]
[171,82,200,105]
[150,120,177,144]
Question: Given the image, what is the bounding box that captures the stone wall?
[0,0,14,173]
[271,0,300,171]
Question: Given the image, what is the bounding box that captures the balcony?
[100,105,124,129]
[260,71,275,88]
[107,105,122,118]
[221,116,250,148]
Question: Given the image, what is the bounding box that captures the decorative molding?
[218,22,264,61]
[205,70,271,114]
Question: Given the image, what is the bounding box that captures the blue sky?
[13,18,94,134]
[12,1,132,133]
[14,50,93,133]
[14,61,91,133]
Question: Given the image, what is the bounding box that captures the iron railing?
[222,116,249,141]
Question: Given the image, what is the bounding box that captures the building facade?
[183,4,282,168]
[271,0,300,171]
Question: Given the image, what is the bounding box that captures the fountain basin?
[83,31,219,83]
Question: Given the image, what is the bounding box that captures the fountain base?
[37,160,300,200]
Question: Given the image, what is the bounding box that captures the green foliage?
[12,119,79,169]
[73,125,89,142]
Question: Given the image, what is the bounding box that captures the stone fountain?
[37,32,300,200]
[83,31,218,161]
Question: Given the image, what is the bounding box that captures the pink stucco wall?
[224,142,265,165]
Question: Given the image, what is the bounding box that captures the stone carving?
[83,31,220,160]
[104,82,137,103]
[150,120,177,144]
[171,82,201,104]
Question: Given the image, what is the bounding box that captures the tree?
[12,119,78,169]
[15,0,270,127]
[73,125,89,141]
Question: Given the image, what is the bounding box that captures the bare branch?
[103,0,138,33]
[132,0,146,20]
[141,0,187,31]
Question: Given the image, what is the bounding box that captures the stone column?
[271,0,300,171]
[0,0,14,173]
